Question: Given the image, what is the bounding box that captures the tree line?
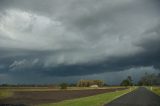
[120,73,160,86]
[0,73,159,89]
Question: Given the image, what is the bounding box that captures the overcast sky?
[0,0,160,85]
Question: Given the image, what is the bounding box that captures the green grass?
[150,87,160,96]
[38,88,135,106]
[0,89,13,99]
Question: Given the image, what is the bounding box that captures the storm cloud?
[0,0,160,84]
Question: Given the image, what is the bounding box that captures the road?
[104,87,160,106]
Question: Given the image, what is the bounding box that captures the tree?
[60,83,68,89]
[137,73,158,86]
[120,76,133,86]
[120,79,130,86]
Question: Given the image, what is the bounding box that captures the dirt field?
[0,88,126,105]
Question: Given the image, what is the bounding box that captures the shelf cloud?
[0,0,160,84]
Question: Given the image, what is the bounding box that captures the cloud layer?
[0,0,160,84]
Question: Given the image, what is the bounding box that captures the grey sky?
[0,0,160,84]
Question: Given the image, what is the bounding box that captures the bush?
[60,83,68,89]
[120,76,133,86]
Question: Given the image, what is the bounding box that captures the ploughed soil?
[0,88,126,105]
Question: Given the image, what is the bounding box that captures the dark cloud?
[0,0,160,84]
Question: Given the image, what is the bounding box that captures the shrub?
[60,83,68,89]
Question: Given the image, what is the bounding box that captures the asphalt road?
[104,87,160,106]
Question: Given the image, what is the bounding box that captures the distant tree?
[137,73,158,86]
[120,76,133,86]
[1,84,9,87]
[60,83,68,89]
[103,83,109,86]
[127,76,132,83]
[68,83,76,87]
[157,73,160,85]
[120,79,130,86]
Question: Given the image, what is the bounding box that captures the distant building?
[90,84,99,88]
[77,80,104,87]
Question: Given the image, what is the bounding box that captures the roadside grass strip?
[150,87,160,96]
[39,87,136,106]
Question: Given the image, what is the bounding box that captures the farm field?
[0,87,128,106]
[39,88,134,106]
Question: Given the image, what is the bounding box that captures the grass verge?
[38,87,135,106]
[150,87,160,96]
[0,89,13,99]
